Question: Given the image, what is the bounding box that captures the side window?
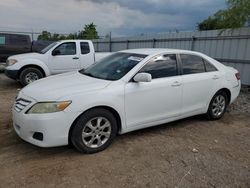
[9,35,29,45]
[180,54,205,75]
[80,42,90,54]
[139,54,178,79]
[53,42,76,55]
[203,59,217,72]
[0,36,6,45]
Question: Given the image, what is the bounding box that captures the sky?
[0,0,226,37]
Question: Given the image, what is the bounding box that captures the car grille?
[14,98,32,112]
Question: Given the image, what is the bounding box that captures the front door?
[49,42,80,74]
[125,54,182,128]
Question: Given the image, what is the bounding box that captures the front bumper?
[5,69,19,80]
[12,95,80,147]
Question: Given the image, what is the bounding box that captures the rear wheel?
[71,108,117,154]
[206,91,228,120]
[20,67,43,86]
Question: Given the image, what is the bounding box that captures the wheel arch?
[68,105,122,145]
[217,88,231,104]
[18,64,46,79]
[206,88,232,112]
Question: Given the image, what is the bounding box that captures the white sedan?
[12,49,240,153]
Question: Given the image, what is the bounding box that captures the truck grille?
[14,98,31,112]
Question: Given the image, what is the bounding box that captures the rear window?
[180,54,205,75]
[0,36,6,45]
[204,59,217,72]
[80,42,90,54]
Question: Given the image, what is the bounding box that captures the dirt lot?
[0,73,249,188]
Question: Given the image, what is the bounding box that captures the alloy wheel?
[82,117,111,148]
[211,95,226,117]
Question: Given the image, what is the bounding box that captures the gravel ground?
[0,73,249,188]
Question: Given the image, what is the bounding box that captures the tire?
[19,67,43,86]
[206,91,228,120]
[71,108,118,154]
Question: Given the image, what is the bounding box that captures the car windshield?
[79,52,147,81]
[40,42,58,54]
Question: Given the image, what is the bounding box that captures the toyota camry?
[12,49,241,153]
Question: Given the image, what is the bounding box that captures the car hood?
[21,71,112,101]
[8,52,43,61]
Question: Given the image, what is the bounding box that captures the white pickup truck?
[5,40,111,86]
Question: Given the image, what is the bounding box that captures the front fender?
[6,59,51,76]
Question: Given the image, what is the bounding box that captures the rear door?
[49,42,80,74]
[79,42,94,69]
[179,54,219,115]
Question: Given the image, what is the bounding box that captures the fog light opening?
[32,132,43,141]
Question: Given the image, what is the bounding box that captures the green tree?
[198,0,250,30]
[37,31,61,41]
[82,23,99,39]
[52,33,60,40]
[66,33,78,39]
[37,31,52,40]
[37,23,99,40]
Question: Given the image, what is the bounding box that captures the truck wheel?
[70,108,118,154]
[20,67,43,86]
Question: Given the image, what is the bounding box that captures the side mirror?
[133,73,152,82]
[52,50,60,56]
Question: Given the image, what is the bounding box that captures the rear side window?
[139,54,178,79]
[53,42,76,55]
[204,59,217,72]
[0,36,6,45]
[9,35,29,45]
[180,54,205,75]
[80,42,90,54]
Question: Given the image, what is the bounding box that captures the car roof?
[120,48,203,56]
[59,39,91,43]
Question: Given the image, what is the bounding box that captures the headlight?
[7,59,18,66]
[27,101,71,114]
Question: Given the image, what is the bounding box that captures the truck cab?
[5,40,107,86]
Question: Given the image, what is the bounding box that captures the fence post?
[96,41,99,52]
[191,36,196,51]
[126,40,129,49]
[152,38,156,48]
[109,32,112,52]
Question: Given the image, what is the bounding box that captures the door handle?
[171,81,182,87]
[212,75,219,80]
[72,57,79,60]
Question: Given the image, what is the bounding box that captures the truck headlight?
[27,101,71,114]
[7,59,18,66]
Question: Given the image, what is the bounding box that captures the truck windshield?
[40,42,58,54]
[79,52,147,81]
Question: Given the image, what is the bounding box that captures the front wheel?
[206,91,228,120]
[71,108,118,154]
[19,67,44,86]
